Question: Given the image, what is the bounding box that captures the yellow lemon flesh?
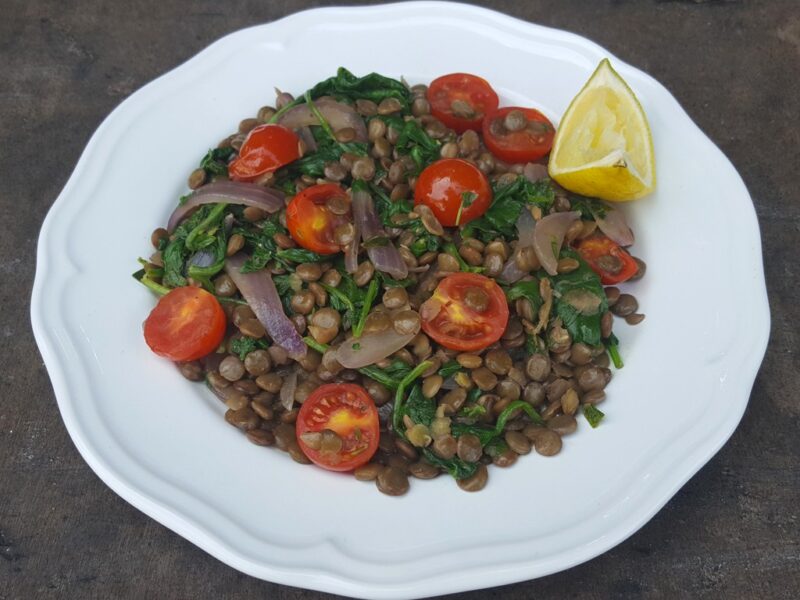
[548,59,655,202]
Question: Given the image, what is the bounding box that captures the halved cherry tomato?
[420,273,509,352]
[296,383,380,472]
[228,124,301,182]
[575,235,639,285]
[427,73,500,133]
[286,183,351,254]
[414,159,492,227]
[143,287,226,362]
[482,107,555,164]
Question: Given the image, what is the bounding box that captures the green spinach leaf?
[569,194,608,219]
[392,118,442,172]
[307,68,412,110]
[583,404,605,428]
[404,384,436,427]
[462,176,555,242]
[505,279,542,314]
[288,126,368,178]
[199,147,236,176]
[438,361,462,378]
[161,204,225,288]
[229,336,268,361]
[421,448,478,480]
[358,359,413,391]
[552,249,608,346]
[604,332,624,369]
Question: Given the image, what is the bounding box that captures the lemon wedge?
[548,59,655,202]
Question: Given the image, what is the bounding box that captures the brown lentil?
[505,430,532,455]
[422,375,443,398]
[612,294,639,317]
[457,434,483,463]
[354,462,383,481]
[224,407,260,431]
[290,291,315,315]
[548,414,577,436]
[392,310,421,336]
[432,435,457,459]
[256,373,283,394]
[246,429,275,446]
[626,313,646,325]
[457,353,482,369]
[178,361,204,381]
[219,356,245,382]
[534,430,563,456]
[457,464,489,492]
[376,467,409,496]
[354,261,375,286]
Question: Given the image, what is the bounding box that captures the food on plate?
[134,66,648,495]
[548,58,656,201]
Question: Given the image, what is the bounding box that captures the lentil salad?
[135,68,646,496]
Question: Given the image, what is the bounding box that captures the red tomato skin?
[144,287,226,362]
[286,183,350,255]
[482,107,555,164]
[427,73,500,133]
[228,124,301,182]
[575,236,639,285]
[420,273,509,352]
[296,383,380,472]
[414,159,492,227]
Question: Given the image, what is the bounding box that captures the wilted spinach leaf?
[462,176,555,242]
[552,249,608,346]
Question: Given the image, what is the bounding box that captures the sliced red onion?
[533,211,581,276]
[499,258,526,285]
[335,327,416,369]
[295,126,318,153]
[280,370,298,411]
[344,207,361,274]
[351,187,408,279]
[277,98,368,142]
[499,208,536,284]
[516,205,536,247]
[187,248,216,269]
[593,204,635,247]
[167,181,284,232]
[224,254,307,360]
[223,213,234,236]
[523,162,549,182]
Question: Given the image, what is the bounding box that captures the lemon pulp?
[548,59,655,202]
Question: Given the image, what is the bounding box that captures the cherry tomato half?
[286,183,352,254]
[414,159,492,227]
[482,107,555,164]
[575,235,639,285]
[296,383,380,472]
[420,273,509,352]
[143,287,226,362]
[427,73,500,134]
[228,124,301,182]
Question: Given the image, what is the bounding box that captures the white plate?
[31,3,769,598]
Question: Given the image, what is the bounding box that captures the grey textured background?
[3,1,799,598]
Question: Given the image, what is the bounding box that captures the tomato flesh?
[482,107,555,164]
[420,273,509,352]
[414,159,492,227]
[143,287,226,362]
[228,124,301,182]
[575,235,639,285]
[286,183,352,254]
[296,383,380,472]
[427,73,499,133]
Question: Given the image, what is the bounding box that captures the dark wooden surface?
[3,1,799,598]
